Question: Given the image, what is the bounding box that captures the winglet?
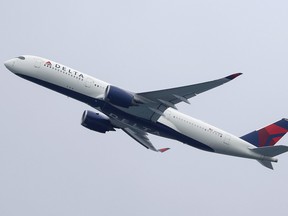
[158,148,170,153]
[225,73,243,80]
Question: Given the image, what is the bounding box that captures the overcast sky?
[1,0,288,215]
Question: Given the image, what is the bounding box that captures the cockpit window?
[17,56,25,60]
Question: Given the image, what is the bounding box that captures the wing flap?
[250,145,288,157]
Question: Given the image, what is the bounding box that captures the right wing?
[109,115,170,152]
[122,127,169,152]
[122,127,157,151]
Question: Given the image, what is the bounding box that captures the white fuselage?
[158,109,257,158]
[4,55,270,162]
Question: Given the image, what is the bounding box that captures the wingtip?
[158,148,170,153]
[225,73,243,80]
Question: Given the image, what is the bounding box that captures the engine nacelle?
[81,110,115,133]
[104,85,139,108]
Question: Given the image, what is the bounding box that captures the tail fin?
[241,118,288,147]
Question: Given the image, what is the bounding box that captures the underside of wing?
[122,127,170,152]
[122,127,158,151]
[108,115,169,152]
[131,73,242,121]
[138,73,242,106]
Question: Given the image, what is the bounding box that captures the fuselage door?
[84,77,94,88]
[34,59,42,69]
[224,134,231,145]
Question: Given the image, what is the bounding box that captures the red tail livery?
[241,119,288,147]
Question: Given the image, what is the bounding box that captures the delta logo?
[45,61,52,66]
[44,61,84,78]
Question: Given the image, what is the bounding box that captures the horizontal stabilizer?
[251,145,288,170]
[250,145,288,157]
[257,160,274,170]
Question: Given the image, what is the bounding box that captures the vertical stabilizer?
[241,119,288,147]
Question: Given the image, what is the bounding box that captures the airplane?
[4,55,288,169]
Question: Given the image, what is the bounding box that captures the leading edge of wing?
[137,73,242,106]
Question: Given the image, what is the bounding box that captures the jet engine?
[81,110,115,133]
[104,85,142,108]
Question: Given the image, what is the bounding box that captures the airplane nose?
[4,59,15,71]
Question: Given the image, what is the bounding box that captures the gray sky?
[1,0,288,215]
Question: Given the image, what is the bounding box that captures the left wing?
[124,73,242,121]
[122,127,170,153]
[138,73,242,107]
